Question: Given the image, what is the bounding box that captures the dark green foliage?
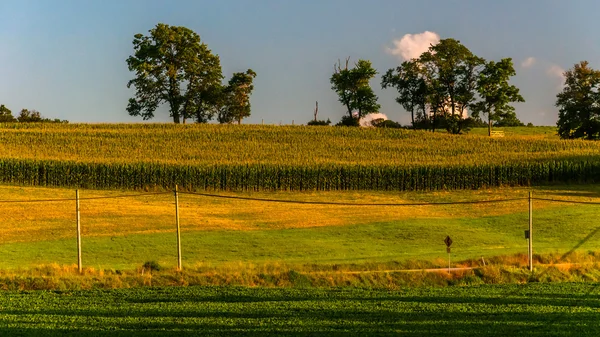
[471,58,525,134]
[0,105,16,122]
[0,106,67,123]
[381,60,428,129]
[307,119,331,126]
[331,58,380,118]
[373,119,403,128]
[217,69,257,124]
[336,115,360,127]
[382,39,525,135]
[126,23,223,124]
[556,61,600,139]
[142,261,161,272]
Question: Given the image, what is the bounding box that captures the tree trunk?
[488,117,492,137]
[411,109,415,130]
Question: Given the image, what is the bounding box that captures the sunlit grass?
[1,184,600,270]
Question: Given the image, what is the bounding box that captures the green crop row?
[0,158,598,191]
[0,284,599,335]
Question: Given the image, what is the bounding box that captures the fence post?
[528,191,533,271]
[76,189,82,274]
[175,185,182,271]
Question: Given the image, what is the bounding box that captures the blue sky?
[1,0,599,125]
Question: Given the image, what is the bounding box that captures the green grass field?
[1,284,599,336]
[1,183,600,272]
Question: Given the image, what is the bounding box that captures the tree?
[0,105,16,122]
[381,60,428,129]
[330,58,380,123]
[418,39,485,134]
[471,58,525,136]
[217,69,257,124]
[556,61,600,139]
[17,109,42,122]
[126,23,223,124]
[188,84,226,123]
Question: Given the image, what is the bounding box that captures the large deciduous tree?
[217,69,257,124]
[331,58,380,124]
[381,61,428,130]
[556,61,600,139]
[471,58,525,136]
[126,23,223,124]
[419,39,485,134]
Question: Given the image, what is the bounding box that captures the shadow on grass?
[2,286,600,336]
[0,310,598,336]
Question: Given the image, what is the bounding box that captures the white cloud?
[386,31,440,61]
[547,64,565,81]
[359,113,388,127]
[521,57,536,68]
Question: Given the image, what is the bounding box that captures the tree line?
[329,38,525,135]
[0,105,67,123]
[126,24,598,140]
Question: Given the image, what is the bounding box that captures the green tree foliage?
[419,39,485,134]
[307,119,331,126]
[471,58,525,135]
[330,58,380,124]
[556,61,600,139]
[0,105,16,122]
[381,61,428,130]
[17,109,43,122]
[382,39,525,135]
[217,69,257,124]
[126,23,223,124]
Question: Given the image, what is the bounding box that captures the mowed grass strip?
[0,284,599,336]
[1,185,600,269]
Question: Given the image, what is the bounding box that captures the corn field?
[0,123,598,191]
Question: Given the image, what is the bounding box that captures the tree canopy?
[217,69,257,124]
[330,58,380,123]
[556,61,600,139]
[0,105,16,122]
[126,23,223,124]
[471,58,525,135]
[381,60,428,129]
[381,38,524,134]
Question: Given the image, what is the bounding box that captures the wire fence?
[0,188,599,272]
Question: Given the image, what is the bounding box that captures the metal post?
[175,185,182,271]
[448,253,451,273]
[76,189,82,274]
[528,191,533,271]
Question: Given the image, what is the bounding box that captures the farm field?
[0,183,600,271]
[0,124,597,191]
[0,284,599,336]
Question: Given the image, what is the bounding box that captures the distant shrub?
[336,115,360,127]
[373,119,403,128]
[143,261,161,273]
[307,119,331,126]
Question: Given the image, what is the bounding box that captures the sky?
[1,0,599,126]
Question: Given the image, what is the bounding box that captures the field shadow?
[2,289,600,336]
